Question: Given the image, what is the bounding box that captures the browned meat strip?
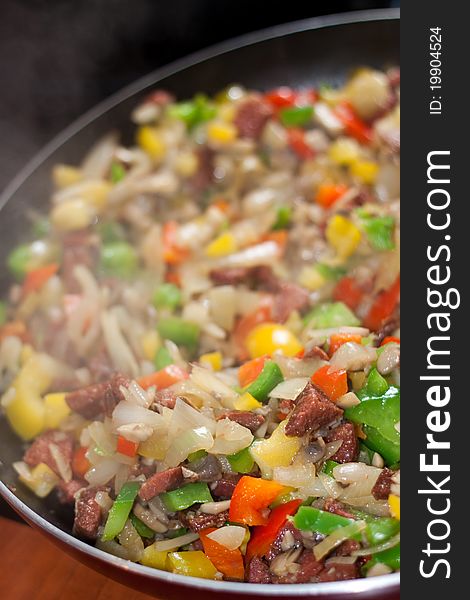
[218,410,265,433]
[61,231,99,293]
[210,473,242,499]
[274,551,323,584]
[266,521,303,561]
[154,388,178,409]
[303,345,330,361]
[285,383,343,437]
[88,349,115,383]
[73,487,103,540]
[180,510,229,533]
[272,282,310,323]
[278,399,295,419]
[57,479,86,504]
[324,423,359,463]
[246,556,272,584]
[139,467,185,502]
[234,98,272,139]
[323,498,355,520]
[209,266,252,286]
[65,373,129,419]
[371,467,395,500]
[23,430,74,477]
[190,146,214,192]
[209,265,277,290]
[317,560,359,582]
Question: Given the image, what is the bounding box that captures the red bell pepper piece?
[311,365,348,401]
[264,87,297,109]
[381,336,400,346]
[246,499,302,562]
[116,436,138,458]
[199,528,245,580]
[315,184,348,209]
[163,221,190,265]
[334,101,373,145]
[229,476,286,526]
[287,128,315,159]
[333,276,364,310]
[329,333,362,356]
[138,364,189,390]
[22,263,59,297]
[363,277,400,331]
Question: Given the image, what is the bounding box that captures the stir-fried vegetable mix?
[1,66,400,584]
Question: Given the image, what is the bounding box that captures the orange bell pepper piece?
[245,499,302,562]
[72,446,90,479]
[199,528,245,580]
[238,355,269,388]
[363,277,400,331]
[117,436,139,458]
[315,184,348,209]
[381,336,400,346]
[261,230,288,254]
[229,476,286,526]
[311,365,348,401]
[0,320,29,343]
[163,221,190,265]
[22,263,59,297]
[333,276,364,310]
[138,364,188,390]
[287,128,315,159]
[329,333,362,356]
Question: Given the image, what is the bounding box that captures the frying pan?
[0,9,399,599]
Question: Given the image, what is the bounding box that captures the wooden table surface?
[0,517,155,599]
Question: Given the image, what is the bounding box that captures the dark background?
[0,0,395,519]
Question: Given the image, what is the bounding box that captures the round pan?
[0,9,399,598]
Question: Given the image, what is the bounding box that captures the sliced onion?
[344,496,390,516]
[152,532,199,552]
[95,490,113,512]
[118,519,144,562]
[323,440,343,461]
[304,326,370,346]
[87,420,117,455]
[212,240,279,268]
[329,343,377,372]
[318,472,342,499]
[325,556,358,565]
[169,397,216,436]
[85,458,121,486]
[273,355,326,379]
[113,401,164,429]
[313,521,366,561]
[200,500,231,515]
[352,533,400,557]
[96,539,130,560]
[133,503,168,533]
[190,366,238,409]
[336,392,361,409]
[269,377,309,401]
[273,463,316,491]
[209,418,253,456]
[208,286,237,331]
[168,380,215,408]
[49,443,72,483]
[206,526,246,550]
[164,426,214,468]
[333,463,382,484]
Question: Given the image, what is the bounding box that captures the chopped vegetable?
[167,551,217,579]
[138,364,189,390]
[366,367,389,396]
[334,101,373,144]
[101,242,138,278]
[294,506,351,535]
[110,162,126,183]
[154,346,173,370]
[199,528,245,580]
[207,121,237,144]
[227,446,255,474]
[287,128,315,159]
[229,475,286,526]
[273,205,292,230]
[246,499,302,561]
[333,276,364,310]
[153,283,182,311]
[157,317,200,351]
[250,420,302,474]
[304,301,360,329]
[199,351,222,371]
[131,513,155,539]
[163,222,190,265]
[117,435,139,457]
[137,126,166,160]
[7,244,33,281]
[233,392,263,411]
[167,94,217,129]
[205,231,237,258]
[238,355,268,388]
[358,211,396,251]
[322,460,339,477]
[22,264,59,297]
[315,263,347,281]
[102,481,140,541]
[245,323,302,359]
[329,333,362,355]
[326,214,362,259]
[363,277,400,331]
[43,392,70,429]
[388,494,400,520]
[315,183,348,209]
[161,482,213,512]
[280,105,314,127]
[245,360,284,403]
[140,545,169,570]
[311,365,348,401]
[72,446,91,479]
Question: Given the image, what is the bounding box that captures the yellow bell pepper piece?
[250,420,302,476]
[233,392,262,412]
[167,551,217,580]
[137,126,166,160]
[174,151,198,177]
[5,354,57,440]
[52,164,82,189]
[326,215,362,260]
[207,121,237,144]
[388,494,400,521]
[218,103,236,122]
[141,330,161,361]
[199,351,223,371]
[19,463,59,498]
[328,137,361,165]
[245,323,302,359]
[205,231,237,258]
[350,160,379,185]
[44,393,71,429]
[140,545,169,570]
[138,430,168,460]
[298,265,326,291]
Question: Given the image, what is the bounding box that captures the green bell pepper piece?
[110,162,126,183]
[280,105,314,127]
[358,211,395,251]
[167,94,217,129]
[364,543,401,572]
[160,482,213,512]
[273,205,292,230]
[365,517,400,546]
[153,283,182,311]
[7,244,32,281]
[316,264,347,281]
[363,425,400,466]
[322,460,339,477]
[101,241,138,278]
[130,513,155,539]
[303,302,360,329]
[102,481,140,541]
[227,446,255,474]
[187,449,208,463]
[154,346,173,370]
[167,527,190,539]
[0,301,7,326]
[32,217,50,238]
[294,506,352,535]
[366,367,389,396]
[245,360,284,403]
[157,317,200,351]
